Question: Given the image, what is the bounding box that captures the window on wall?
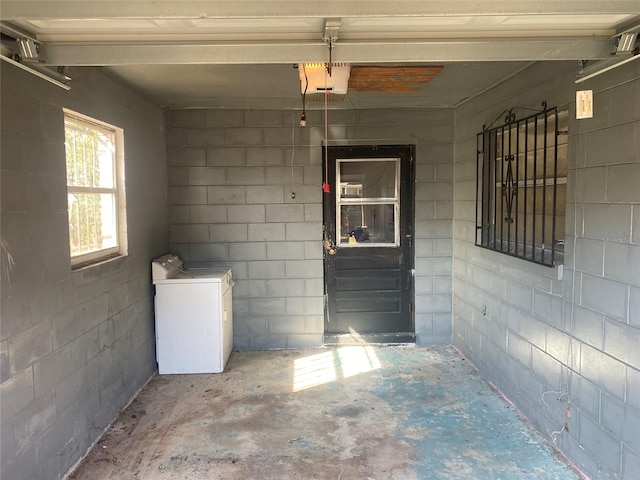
[476,105,568,267]
[64,110,126,267]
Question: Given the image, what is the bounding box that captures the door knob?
[323,239,337,255]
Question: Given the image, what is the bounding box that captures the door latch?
[323,238,337,255]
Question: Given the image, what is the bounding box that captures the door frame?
[322,144,416,345]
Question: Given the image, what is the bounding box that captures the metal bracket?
[323,18,341,44]
[323,18,341,77]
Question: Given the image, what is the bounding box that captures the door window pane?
[337,158,400,246]
[340,160,397,199]
[340,204,395,244]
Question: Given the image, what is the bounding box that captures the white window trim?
[63,109,127,267]
[336,157,401,248]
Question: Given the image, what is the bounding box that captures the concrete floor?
[68,346,580,479]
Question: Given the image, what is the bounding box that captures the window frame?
[335,157,401,247]
[63,109,127,268]
[475,105,567,267]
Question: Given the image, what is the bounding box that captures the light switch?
[576,90,593,119]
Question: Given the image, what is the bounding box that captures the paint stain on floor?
[68,346,580,479]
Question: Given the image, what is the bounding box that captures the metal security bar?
[476,104,567,267]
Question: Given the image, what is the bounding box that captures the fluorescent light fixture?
[17,38,39,61]
[0,54,71,90]
[575,54,640,84]
[616,32,638,53]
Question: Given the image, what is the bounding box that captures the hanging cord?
[321,62,336,251]
[346,93,360,133]
[542,107,574,450]
[566,114,578,409]
[300,63,308,127]
[293,63,308,199]
[290,111,296,199]
[323,63,330,193]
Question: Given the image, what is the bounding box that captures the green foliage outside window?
[64,117,117,259]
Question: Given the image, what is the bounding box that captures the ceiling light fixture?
[575,27,639,84]
[298,62,351,97]
[575,53,640,83]
[17,38,39,61]
[0,23,71,90]
[0,54,71,90]
[616,31,638,54]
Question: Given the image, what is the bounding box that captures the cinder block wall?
[453,61,640,479]
[166,107,454,348]
[0,65,168,479]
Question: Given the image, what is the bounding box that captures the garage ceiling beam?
[3,0,640,20]
[41,38,615,66]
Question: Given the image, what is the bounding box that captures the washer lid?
[153,267,231,284]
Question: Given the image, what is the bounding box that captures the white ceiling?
[1,1,639,109]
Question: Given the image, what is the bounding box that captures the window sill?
[474,244,564,280]
[71,253,127,272]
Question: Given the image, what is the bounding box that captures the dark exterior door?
[323,145,415,343]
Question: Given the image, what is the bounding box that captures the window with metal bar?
[476,105,567,267]
[64,110,127,267]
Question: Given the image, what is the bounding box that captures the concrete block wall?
[453,60,640,480]
[1,65,168,479]
[166,107,453,348]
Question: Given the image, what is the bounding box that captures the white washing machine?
[152,254,233,374]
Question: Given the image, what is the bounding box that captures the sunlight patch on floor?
[338,346,382,378]
[293,346,381,392]
[292,351,338,392]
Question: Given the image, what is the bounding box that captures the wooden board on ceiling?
[348,65,444,92]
